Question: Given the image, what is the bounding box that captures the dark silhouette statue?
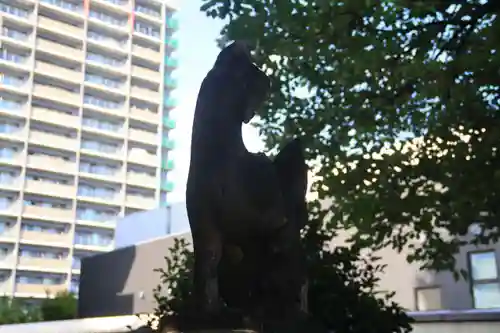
[185,41,310,331]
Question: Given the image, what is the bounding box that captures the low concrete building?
[78,225,500,318]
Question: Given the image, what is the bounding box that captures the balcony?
[166,38,178,49]
[93,0,129,10]
[127,172,157,188]
[27,155,76,174]
[129,107,158,124]
[131,44,161,63]
[39,0,84,16]
[0,201,21,216]
[0,280,11,294]
[29,131,78,151]
[134,4,161,21]
[166,17,179,30]
[128,149,157,166]
[125,194,156,209]
[161,137,175,150]
[83,96,128,117]
[0,229,17,243]
[0,127,27,142]
[131,65,160,83]
[161,181,174,192]
[163,117,175,129]
[0,252,16,268]
[0,51,31,72]
[20,230,70,247]
[88,9,128,31]
[161,159,174,170]
[79,169,124,183]
[24,180,74,198]
[129,128,158,145]
[77,193,121,206]
[130,86,160,103]
[37,16,84,39]
[165,57,178,68]
[84,76,126,96]
[23,205,73,221]
[15,283,67,296]
[32,84,81,106]
[0,154,24,168]
[17,257,68,271]
[0,76,30,94]
[31,107,79,128]
[164,76,177,88]
[164,98,176,109]
[0,2,33,22]
[0,176,21,191]
[34,61,82,84]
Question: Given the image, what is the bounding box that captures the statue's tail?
[273,138,308,229]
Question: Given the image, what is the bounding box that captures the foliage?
[151,207,413,333]
[198,0,500,273]
[0,291,77,325]
[40,290,78,321]
[0,296,42,324]
[149,238,194,324]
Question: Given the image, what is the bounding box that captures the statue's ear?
[215,41,252,67]
[243,106,255,124]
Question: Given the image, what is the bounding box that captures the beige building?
[0,0,178,298]
[79,228,500,317]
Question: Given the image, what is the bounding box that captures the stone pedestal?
[163,330,257,333]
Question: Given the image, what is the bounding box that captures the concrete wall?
[78,232,192,318]
[333,228,500,311]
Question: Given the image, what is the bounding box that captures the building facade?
[0,0,178,298]
[79,229,500,317]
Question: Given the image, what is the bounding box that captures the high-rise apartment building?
[0,0,178,298]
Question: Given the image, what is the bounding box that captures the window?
[86,52,126,67]
[415,286,442,311]
[83,95,122,110]
[81,139,120,154]
[40,0,82,12]
[88,10,127,27]
[134,21,160,38]
[0,97,23,111]
[0,49,28,64]
[2,27,29,41]
[135,4,161,18]
[0,74,26,87]
[85,74,122,89]
[87,30,127,49]
[76,208,117,222]
[469,251,500,308]
[74,231,113,246]
[0,2,29,18]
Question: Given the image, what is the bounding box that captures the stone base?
[162,330,257,333]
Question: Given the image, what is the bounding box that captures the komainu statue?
[185,41,310,332]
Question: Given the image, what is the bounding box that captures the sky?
[167,1,265,203]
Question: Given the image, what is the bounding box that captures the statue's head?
[212,41,270,124]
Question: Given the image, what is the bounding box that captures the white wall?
[114,203,190,248]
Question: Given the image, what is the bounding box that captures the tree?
[151,210,413,332]
[40,291,78,321]
[0,296,41,324]
[197,0,500,273]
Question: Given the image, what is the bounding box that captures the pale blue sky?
[168,1,264,202]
